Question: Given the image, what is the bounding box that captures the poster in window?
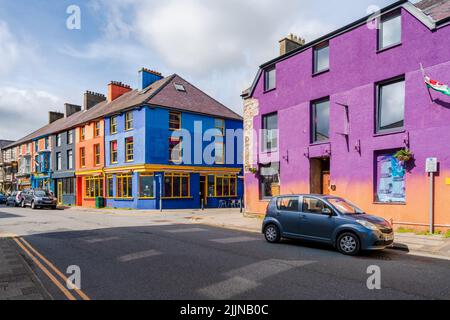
[377,154,405,203]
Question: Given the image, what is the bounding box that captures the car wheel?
[31,201,36,210]
[21,200,25,208]
[337,232,361,256]
[51,206,57,210]
[264,224,281,243]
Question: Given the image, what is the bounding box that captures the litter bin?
[95,196,105,209]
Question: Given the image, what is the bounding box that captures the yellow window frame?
[162,173,190,199]
[84,176,103,199]
[94,144,101,166]
[125,138,134,162]
[169,111,181,131]
[110,116,118,134]
[116,174,133,199]
[125,111,133,131]
[94,121,101,137]
[80,126,85,141]
[80,147,86,168]
[110,141,118,164]
[208,174,237,198]
[106,175,114,198]
[139,173,155,199]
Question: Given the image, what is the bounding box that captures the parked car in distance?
[6,191,22,207]
[262,195,394,256]
[21,189,57,210]
[0,193,6,204]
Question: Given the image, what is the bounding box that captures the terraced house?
[102,69,243,209]
[242,0,450,231]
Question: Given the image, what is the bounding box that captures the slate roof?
[0,140,14,150]
[415,0,450,21]
[6,74,242,148]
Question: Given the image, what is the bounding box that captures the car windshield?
[327,198,364,215]
[35,190,50,197]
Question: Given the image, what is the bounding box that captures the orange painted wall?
[75,120,105,207]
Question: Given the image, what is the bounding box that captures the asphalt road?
[1,205,450,300]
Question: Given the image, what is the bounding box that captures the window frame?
[67,150,73,170]
[106,175,114,198]
[79,147,86,168]
[94,143,101,166]
[110,140,118,164]
[67,130,73,145]
[169,111,181,131]
[56,152,62,171]
[264,66,276,92]
[259,162,280,200]
[125,137,134,162]
[207,174,237,198]
[311,97,331,144]
[94,121,101,138]
[80,126,85,141]
[163,173,191,199]
[375,76,405,134]
[138,174,155,199]
[262,112,278,153]
[110,116,118,135]
[378,11,402,52]
[116,173,133,199]
[125,111,134,131]
[56,134,62,147]
[169,137,182,163]
[84,175,103,199]
[313,41,330,75]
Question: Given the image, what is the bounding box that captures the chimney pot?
[84,91,106,110]
[279,34,305,56]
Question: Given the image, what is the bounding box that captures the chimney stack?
[84,91,106,110]
[49,111,64,124]
[108,81,132,102]
[64,103,82,117]
[279,34,305,56]
[139,68,163,90]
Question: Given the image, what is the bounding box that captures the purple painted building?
[242,0,450,231]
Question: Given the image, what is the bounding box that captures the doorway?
[310,157,331,195]
[199,175,207,208]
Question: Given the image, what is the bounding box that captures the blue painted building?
[103,68,244,209]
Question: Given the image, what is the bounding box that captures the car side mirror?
[322,208,332,216]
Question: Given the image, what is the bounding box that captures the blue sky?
[0,0,400,140]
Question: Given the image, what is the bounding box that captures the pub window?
[139,174,155,198]
[208,174,237,197]
[311,98,330,143]
[94,144,101,166]
[110,140,118,164]
[125,137,134,162]
[117,174,133,199]
[259,162,280,199]
[125,111,133,131]
[264,66,276,91]
[377,77,405,133]
[379,12,402,50]
[313,42,330,74]
[262,113,278,152]
[169,111,181,131]
[163,173,190,198]
[110,116,118,134]
[85,176,103,198]
[106,175,114,198]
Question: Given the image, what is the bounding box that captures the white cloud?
[0,21,19,75]
[0,87,63,140]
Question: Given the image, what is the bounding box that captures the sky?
[0,0,401,141]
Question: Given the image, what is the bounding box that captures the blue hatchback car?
[262,195,394,255]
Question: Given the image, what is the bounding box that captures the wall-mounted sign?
[426,158,438,173]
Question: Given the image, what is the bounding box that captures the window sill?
[309,140,330,146]
[138,197,156,200]
[312,69,330,77]
[208,195,238,198]
[125,129,134,132]
[114,198,134,201]
[377,42,402,54]
[263,88,276,94]
[162,197,193,200]
[373,129,405,137]
[373,201,406,206]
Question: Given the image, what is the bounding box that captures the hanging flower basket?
[248,167,258,175]
[394,149,414,165]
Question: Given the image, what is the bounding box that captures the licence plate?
[384,234,394,241]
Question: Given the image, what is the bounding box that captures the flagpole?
[420,63,434,102]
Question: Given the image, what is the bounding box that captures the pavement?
[0,205,449,300]
[0,238,50,300]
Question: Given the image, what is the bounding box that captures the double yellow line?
[12,235,91,301]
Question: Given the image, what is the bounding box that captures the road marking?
[118,250,161,262]
[165,228,207,233]
[84,237,120,243]
[198,259,315,299]
[19,237,91,300]
[198,277,259,300]
[211,236,259,244]
[12,237,77,300]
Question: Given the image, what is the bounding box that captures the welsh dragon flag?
[425,76,450,96]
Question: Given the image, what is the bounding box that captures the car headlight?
[356,220,379,231]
